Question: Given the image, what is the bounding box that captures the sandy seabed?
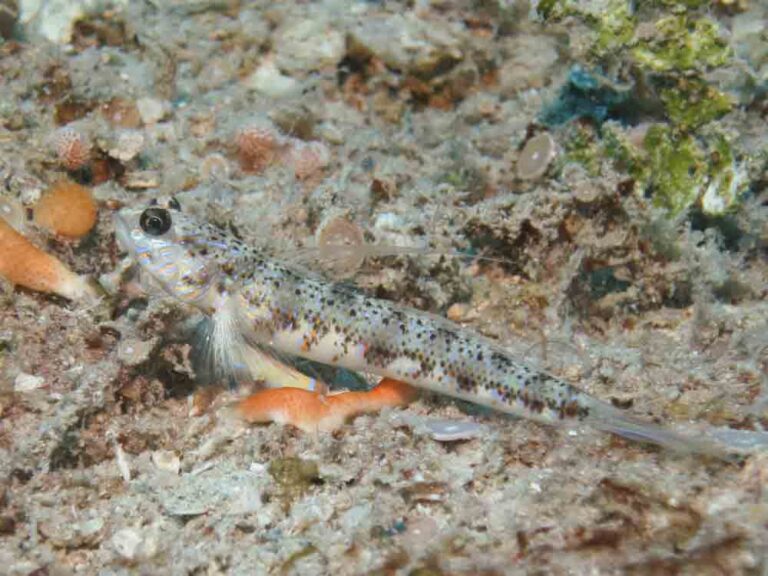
[0,1,767,574]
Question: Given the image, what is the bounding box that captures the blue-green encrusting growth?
[540,66,638,126]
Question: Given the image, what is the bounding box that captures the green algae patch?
[602,123,746,217]
[652,0,710,10]
[562,124,602,176]
[643,126,705,216]
[602,122,643,175]
[538,3,732,76]
[661,79,732,131]
[632,16,731,73]
[631,127,744,217]
[536,0,635,55]
[592,0,635,55]
[536,0,568,20]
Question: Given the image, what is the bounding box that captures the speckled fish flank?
[233,263,590,423]
[114,199,727,456]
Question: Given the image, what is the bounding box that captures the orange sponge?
[0,217,94,300]
[34,181,97,239]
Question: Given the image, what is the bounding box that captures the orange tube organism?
[236,378,418,432]
[0,217,95,300]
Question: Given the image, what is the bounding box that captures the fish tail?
[584,398,731,460]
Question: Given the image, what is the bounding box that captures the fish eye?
[139,207,172,236]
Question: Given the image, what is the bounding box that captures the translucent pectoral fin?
[192,296,329,392]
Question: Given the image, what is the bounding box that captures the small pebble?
[199,153,230,181]
[18,177,43,204]
[38,517,105,548]
[109,131,145,162]
[374,212,404,233]
[111,527,143,561]
[117,337,158,367]
[0,196,25,232]
[14,372,44,392]
[401,481,449,503]
[516,133,557,181]
[116,524,161,560]
[151,450,181,475]
[274,19,345,74]
[285,139,330,182]
[0,515,15,535]
[122,170,160,190]
[316,123,344,145]
[446,302,469,322]
[102,98,142,129]
[244,59,300,98]
[136,97,167,125]
[114,441,131,483]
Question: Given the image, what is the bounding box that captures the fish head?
[114,197,230,306]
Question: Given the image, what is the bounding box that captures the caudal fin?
[586,400,733,460]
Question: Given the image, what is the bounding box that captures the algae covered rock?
[700,133,748,216]
[643,125,706,215]
[274,18,345,75]
[537,0,753,218]
[632,15,731,73]
[660,78,733,131]
[614,124,746,217]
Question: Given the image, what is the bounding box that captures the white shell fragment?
[117,337,159,367]
[425,419,484,442]
[111,524,162,562]
[274,19,345,74]
[244,59,301,98]
[108,131,145,162]
[152,450,181,475]
[136,97,167,125]
[111,527,143,561]
[0,195,25,232]
[14,372,44,392]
